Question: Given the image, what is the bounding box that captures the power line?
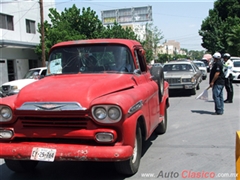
[2,1,38,38]
[2,0,72,14]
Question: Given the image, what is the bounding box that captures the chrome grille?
[19,116,89,128]
[165,78,181,84]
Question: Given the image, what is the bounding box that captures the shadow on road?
[191,110,214,115]
[0,132,162,180]
[169,89,192,97]
[142,132,158,157]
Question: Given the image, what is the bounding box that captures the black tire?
[115,124,142,176]
[4,159,38,173]
[150,66,164,102]
[155,105,167,134]
[196,83,200,90]
[191,87,196,95]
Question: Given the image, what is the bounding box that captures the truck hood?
[15,74,135,108]
[2,79,37,89]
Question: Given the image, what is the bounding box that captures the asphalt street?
[0,76,239,180]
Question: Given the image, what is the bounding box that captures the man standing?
[223,53,234,103]
[209,52,225,115]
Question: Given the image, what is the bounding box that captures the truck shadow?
[169,89,192,97]
[1,160,126,180]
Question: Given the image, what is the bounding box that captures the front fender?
[121,110,145,147]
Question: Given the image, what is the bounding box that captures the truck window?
[134,49,147,72]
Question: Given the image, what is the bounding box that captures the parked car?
[193,60,207,80]
[152,63,162,67]
[199,59,210,72]
[163,60,202,95]
[232,59,240,81]
[0,67,47,97]
[0,39,169,176]
[230,57,240,61]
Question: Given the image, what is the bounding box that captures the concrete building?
[157,40,187,55]
[0,0,55,85]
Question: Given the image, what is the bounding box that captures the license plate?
[184,85,192,89]
[31,147,56,162]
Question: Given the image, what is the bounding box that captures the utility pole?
[39,0,46,67]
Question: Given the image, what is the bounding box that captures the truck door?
[133,49,159,134]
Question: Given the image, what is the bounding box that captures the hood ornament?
[17,102,87,111]
[34,104,64,110]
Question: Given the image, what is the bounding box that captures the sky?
[55,0,215,51]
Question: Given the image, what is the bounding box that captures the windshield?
[163,64,193,72]
[23,69,41,79]
[233,61,240,67]
[200,60,209,66]
[194,62,205,67]
[47,44,134,75]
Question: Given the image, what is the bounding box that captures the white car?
[232,59,240,81]
[230,57,240,61]
[193,60,207,80]
[0,67,47,96]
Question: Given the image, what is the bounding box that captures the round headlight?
[94,107,107,120]
[0,107,12,120]
[108,107,120,120]
[11,86,18,90]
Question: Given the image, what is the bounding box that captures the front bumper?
[0,142,133,161]
[233,73,240,81]
[168,83,197,90]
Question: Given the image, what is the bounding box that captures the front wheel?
[155,105,168,134]
[114,124,142,176]
[4,159,38,173]
[191,87,196,95]
[150,66,164,102]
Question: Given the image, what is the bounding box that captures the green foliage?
[141,23,164,63]
[36,5,104,60]
[157,54,170,64]
[36,4,164,65]
[199,0,240,56]
[100,22,138,40]
[226,24,240,56]
[188,50,205,60]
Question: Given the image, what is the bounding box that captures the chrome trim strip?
[17,102,86,111]
[128,100,143,115]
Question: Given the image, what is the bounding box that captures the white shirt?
[223,59,233,78]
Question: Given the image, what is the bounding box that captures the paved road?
[0,77,239,180]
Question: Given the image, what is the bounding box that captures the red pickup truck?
[0,39,169,176]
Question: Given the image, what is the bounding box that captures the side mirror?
[40,75,45,79]
[133,69,141,75]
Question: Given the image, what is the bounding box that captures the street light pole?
[39,0,46,67]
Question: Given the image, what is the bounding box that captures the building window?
[29,59,39,69]
[26,19,36,34]
[0,13,14,30]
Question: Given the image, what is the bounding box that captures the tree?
[157,54,170,64]
[188,50,205,60]
[100,22,138,40]
[141,23,164,63]
[36,5,104,60]
[199,0,240,54]
[226,24,240,56]
[35,5,164,65]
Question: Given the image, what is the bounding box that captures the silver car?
[163,60,202,95]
